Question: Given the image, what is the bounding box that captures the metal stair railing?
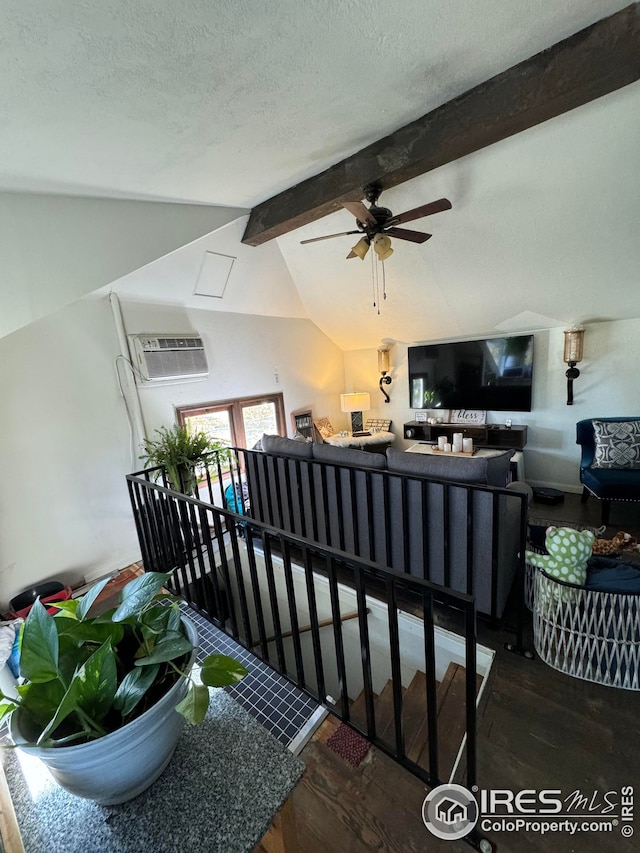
[126,468,480,795]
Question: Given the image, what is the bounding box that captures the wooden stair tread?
[376,680,407,744]
[415,662,465,773]
[405,666,447,764]
[416,662,483,780]
[347,662,482,781]
[349,687,378,732]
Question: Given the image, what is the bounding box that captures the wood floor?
[255,494,640,853]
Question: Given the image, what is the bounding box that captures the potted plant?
[140,424,229,494]
[0,571,247,804]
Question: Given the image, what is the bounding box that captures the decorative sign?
[450,409,487,425]
[415,411,428,422]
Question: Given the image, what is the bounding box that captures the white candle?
[438,436,447,450]
[463,438,473,453]
[443,442,452,453]
[453,433,463,445]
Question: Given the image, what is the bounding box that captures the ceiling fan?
[300,180,452,260]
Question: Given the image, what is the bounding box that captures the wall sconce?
[563,325,585,405]
[340,392,371,433]
[378,344,392,403]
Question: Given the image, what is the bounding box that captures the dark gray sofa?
[242,436,530,619]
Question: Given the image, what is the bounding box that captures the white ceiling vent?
[129,335,208,383]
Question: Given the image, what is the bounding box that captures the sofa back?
[242,436,527,618]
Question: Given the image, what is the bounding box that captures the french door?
[176,393,286,449]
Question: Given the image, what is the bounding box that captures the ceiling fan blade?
[300,230,361,244]
[386,227,432,243]
[342,201,377,227]
[388,198,452,226]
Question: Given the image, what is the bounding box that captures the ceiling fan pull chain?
[371,247,377,308]
[382,260,387,300]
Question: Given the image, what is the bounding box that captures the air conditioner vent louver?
[129,334,208,383]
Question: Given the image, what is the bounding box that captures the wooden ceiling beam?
[242,3,640,246]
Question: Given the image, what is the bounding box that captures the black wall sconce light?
[378,343,392,403]
[563,326,585,405]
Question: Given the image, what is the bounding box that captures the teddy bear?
[525,526,595,587]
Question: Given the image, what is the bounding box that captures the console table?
[404,421,527,450]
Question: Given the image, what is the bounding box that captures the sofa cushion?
[592,420,640,469]
[313,442,387,470]
[386,448,513,487]
[261,433,314,458]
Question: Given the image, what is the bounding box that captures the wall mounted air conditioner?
[129,335,208,383]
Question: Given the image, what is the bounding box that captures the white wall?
[117,301,346,437]
[0,294,345,609]
[344,320,640,491]
[0,293,140,609]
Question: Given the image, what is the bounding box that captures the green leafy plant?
[0,573,247,747]
[140,424,229,493]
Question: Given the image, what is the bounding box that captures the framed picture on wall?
[290,408,314,440]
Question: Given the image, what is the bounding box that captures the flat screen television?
[408,334,534,412]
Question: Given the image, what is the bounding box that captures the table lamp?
[340,392,371,433]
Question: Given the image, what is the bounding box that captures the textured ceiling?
[2,0,638,349]
[0,0,629,205]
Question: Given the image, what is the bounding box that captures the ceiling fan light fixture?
[373,234,393,260]
[351,236,370,260]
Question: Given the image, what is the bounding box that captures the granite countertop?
[2,690,305,853]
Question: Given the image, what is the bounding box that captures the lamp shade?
[373,234,393,260]
[340,392,371,413]
[563,326,585,364]
[351,237,370,260]
[378,346,390,374]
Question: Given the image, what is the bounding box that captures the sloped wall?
[0,295,345,610]
[0,192,246,339]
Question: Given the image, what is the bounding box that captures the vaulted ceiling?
[2,1,639,349]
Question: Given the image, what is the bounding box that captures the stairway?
[349,662,479,783]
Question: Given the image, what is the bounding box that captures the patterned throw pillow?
[314,418,334,439]
[592,420,640,469]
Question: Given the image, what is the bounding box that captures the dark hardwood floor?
[256,493,640,853]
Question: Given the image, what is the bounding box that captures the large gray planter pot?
[10,616,198,805]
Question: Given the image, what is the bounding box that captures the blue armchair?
[577,417,640,525]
